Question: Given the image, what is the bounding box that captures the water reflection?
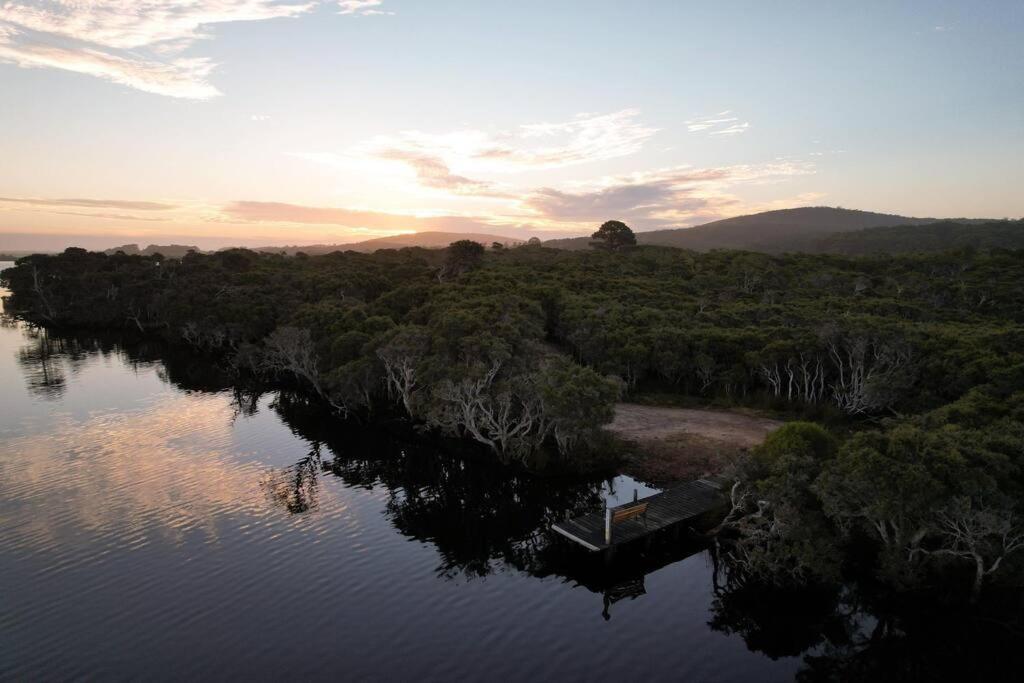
[16,327,73,398]
[2,315,1022,680]
[1,320,708,625]
[267,394,615,581]
[0,320,686,612]
[261,441,323,514]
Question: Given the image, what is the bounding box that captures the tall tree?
[442,240,486,279]
[590,220,637,251]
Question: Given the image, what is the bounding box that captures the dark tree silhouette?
[590,220,637,251]
[444,239,486,276]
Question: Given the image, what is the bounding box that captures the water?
[0,264,804,680]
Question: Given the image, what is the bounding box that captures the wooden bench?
[605,501,648,544]
[612,502,648,524]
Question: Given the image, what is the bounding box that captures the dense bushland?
[4,243,1023,442]
[3,240,1024,598]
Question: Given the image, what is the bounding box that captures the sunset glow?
[2,1,1022,250]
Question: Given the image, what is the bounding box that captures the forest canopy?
[3,241,1023,457]
[5,237,1024,600]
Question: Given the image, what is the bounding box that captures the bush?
[755,422,838,469]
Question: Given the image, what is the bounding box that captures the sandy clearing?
[607,403,785,487]
[608,403,784,447]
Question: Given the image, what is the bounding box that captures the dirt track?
[608,403,784,486]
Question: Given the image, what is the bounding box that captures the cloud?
[522,162,814,227]
[0,196,178,211]
[374,150,509,196]
[526,179,688,223]
[297,110,659,199]
[0,39,220,99]
[0,196,179,225]
[686,110,751,136]
[220,201,501,233]
[0,2,315,50]
[359,109,658,175]
[46,211,172,222]
[709,121,750,136]
[337,1,392,15]
[0,1,361,98]
[686,111,737,132]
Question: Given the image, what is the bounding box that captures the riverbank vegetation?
[3,234,1023,603]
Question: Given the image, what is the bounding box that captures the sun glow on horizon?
[1,2,1022,251]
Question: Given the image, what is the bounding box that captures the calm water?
[0,264,806,680]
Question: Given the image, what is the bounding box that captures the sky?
[1,0,1022,251]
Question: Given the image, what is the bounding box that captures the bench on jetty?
[551,479,726,551]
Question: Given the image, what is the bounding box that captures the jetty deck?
[551,479,726,551]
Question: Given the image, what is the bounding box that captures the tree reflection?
[261,394,734,622]
[230,386,264,421]
[708,557,850,659]
[706,541,1024,679]
[10,325,1024,664]
[260,442,322,514]
[0,309,18,329]
[795,598,1021,680]
[272,393,611,578]
[16,327,75,399]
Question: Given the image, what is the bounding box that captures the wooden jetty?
[551,479,726,551]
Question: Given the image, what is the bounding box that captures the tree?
[819,325,914,415]
[590,220,637,251]
[813,427,949,570]
[755,422,837,470]
[928,497,1024,601]
[259,327,340,411]
[536,357,619,453]
[442,240,486,278]
[377,325,431,416]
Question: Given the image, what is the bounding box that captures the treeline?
[814,219,1024,255]
[103,244,200,258]
[0,246,617,462]
[3,242,1024,458]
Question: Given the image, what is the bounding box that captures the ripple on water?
[0,317,803,681]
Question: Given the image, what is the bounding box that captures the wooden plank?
[551,523,603,551]
[551,479,726,551]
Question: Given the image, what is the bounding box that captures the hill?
[255,231,523,255]
[104,244,200,258]
[0,250,55,261]
[545,207,949,252]
[815,220,1024,255]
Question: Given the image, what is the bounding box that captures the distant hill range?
[543,207,1013,253]
[1,250,55,261]
[253,232,524,255]
[104,244,200,259]
[23,209,1021,260]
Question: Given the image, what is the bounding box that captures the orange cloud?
[0,197,178,211]
[220,201,505,234]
